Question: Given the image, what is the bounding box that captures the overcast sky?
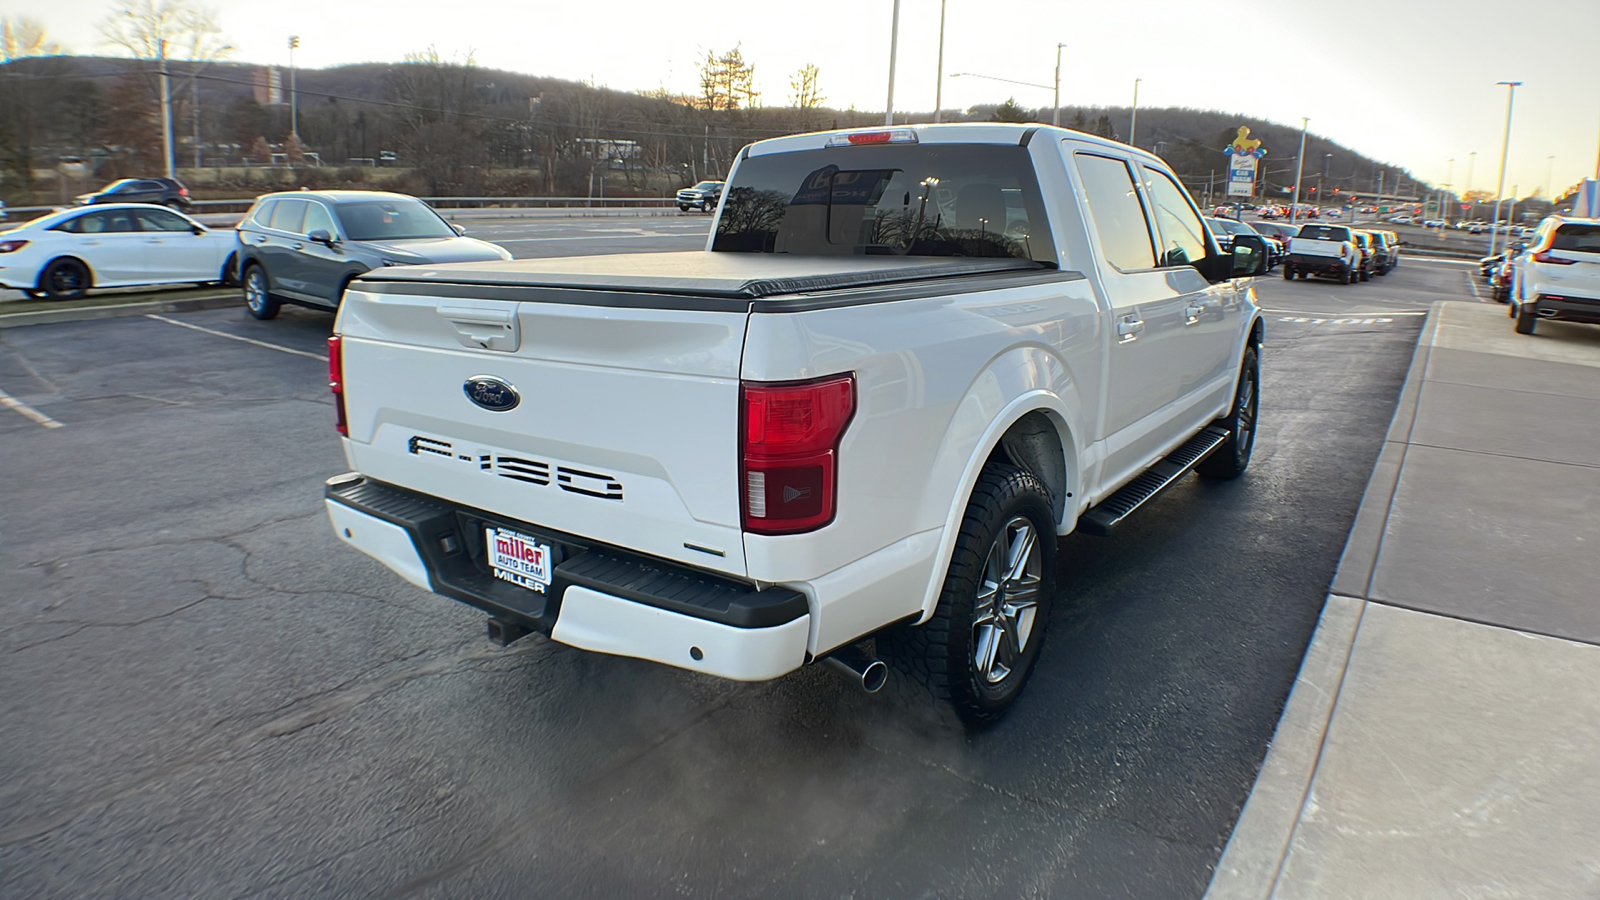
[11,0,1599,198]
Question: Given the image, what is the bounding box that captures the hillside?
[1,54,1441,206]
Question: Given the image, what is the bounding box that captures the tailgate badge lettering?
[464,376,519,412]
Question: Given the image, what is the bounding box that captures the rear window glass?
[1297,225,1351,242]
[1552,224,1600,252]
[712,143,1055,263]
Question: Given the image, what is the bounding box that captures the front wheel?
[881,463,1056,728]
[1283,264,1294,281]
[1197,343,1259,480]
[39,258,90,300]
[242,264,280,320]
[678,204,690,212]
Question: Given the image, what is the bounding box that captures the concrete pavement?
[1208,300,1600,898]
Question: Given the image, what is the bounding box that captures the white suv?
[1510,216,1600,335]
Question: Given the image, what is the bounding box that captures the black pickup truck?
[676,181,724,212]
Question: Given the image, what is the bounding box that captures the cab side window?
[1075,153,1158,271]
[134,208,193,233]
[1141,167,1211,270]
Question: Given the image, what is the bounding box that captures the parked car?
[322,123,1270,726]
[1367,231,1396,275]
[1285,223,1360,283]
[1208,217,1280,268]
[1509,216,1600,334]
[0,203,237,300]
[676,181,725,212]
[74,177,193,211]
[1350,231,1375,281]
[235,190,512,320]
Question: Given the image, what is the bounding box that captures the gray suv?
[236,190,512,320]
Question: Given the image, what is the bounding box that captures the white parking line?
[146,314,328,361]
[493,233,709,244]
[0,385,64,429]
[1259,308,1428,317]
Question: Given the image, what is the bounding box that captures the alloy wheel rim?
[972,515,1042,685]
[246,272,265,309]
[1236,371,1257,455]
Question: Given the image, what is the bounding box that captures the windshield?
[333,198,455,241]
[712,143,1054,263]
[1209,218,1252,235]
[692,181,722,190]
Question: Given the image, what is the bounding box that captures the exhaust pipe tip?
[823,646,888,693]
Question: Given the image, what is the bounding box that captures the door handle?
[1116,315,1144,342]
[1185,304,1204,324]
[291,242,304,250]
[255,235,268,243]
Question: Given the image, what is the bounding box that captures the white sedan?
[0,203,237,300]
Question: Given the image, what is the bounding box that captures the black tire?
[678,204,691,212]
[242,263,280,320]
[1359,265,1371,282]
[1298,271,1308,280]
[1283,264,1294,280]
[1198,343,1260,480]
[879,463,1056,728]
[702,200,714,212]
[1340,266,1353,285]
[1514,306,1537,335]
[39,258,90,300]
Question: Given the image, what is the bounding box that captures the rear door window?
[249,200,278,227]
[133,208,193,233]
[1074,153,1156,270]
[268,199,309,234]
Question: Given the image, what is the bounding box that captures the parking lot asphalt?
[0,236,1469,897]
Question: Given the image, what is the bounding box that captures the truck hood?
[360,236,511,265]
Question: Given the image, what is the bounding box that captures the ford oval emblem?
[463,375,520,412]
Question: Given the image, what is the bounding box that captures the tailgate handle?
[440,304,521,352]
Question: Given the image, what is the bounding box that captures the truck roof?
[744,122,1166,168]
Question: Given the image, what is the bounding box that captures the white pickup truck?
[323,124,1268,725]
[1284,223,1360,284]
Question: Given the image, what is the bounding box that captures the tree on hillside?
[2,17,62,60]
[98,0,229,61]
[1091,115,1115,139]
[697,47,758,111]
[97,71,163,175]
[787,63,824,131]
[388,47,489,193]
[1068,110,1087,132]
[989,98,1031,123]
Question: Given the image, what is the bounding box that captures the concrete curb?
[0,293,239,329]
[1203,302,1446,899]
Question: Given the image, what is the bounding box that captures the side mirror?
[451,223,467,236]
[1230,234,1268,277]
[308,228,335,246]
[1511,241,1527,252]
[191,224,206,235]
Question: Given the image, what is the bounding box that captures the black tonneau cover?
[355,251,1045,300]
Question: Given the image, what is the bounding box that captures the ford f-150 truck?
[323,124,1268,725]
[1284,223,1359,283]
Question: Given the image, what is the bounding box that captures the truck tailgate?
[334,282,750,577]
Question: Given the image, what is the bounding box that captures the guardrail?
[2,196,684,219]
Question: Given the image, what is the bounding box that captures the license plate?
[487,526,552,594]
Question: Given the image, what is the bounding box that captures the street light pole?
[1128,78,1141,146]
[288,35,300,138]
[158,39,174,178]
[933,0,947,124]
[1052,43,1066,127]
[1444,158,1454,223]
[1290,117,1308,226]
[884,0,901,126]
[1488,80,1520,257]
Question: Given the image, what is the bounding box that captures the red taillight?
[741,374,855,535]
[179,187,189,196]
[327,334,348,436]
[0,239,28,253]
[1532,250,1576,265]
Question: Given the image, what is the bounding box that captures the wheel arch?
[38,255,95,290]
[913,391,1084,625]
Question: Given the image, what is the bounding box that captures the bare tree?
[98,0,229,61]
[696,47,758,112]
[788,64,824,110]
[2,17,62,61]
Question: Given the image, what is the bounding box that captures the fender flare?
[912,390,1083,625]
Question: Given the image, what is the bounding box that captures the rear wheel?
[242,264,280,320]
[1359,265,1371,282]
[1198,344,1259,480]
[880,463,1056,728]
[39,258,90,300]
[1283,264,1294,280]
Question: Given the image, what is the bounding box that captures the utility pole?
[1128,78,1141,147]
[884,0,900,126]
[158,39,174,178]
[1444,158,1454,223]
[288,36,300,138]
[1489,81,1521,257]
[1290,117,1308,226]
[1052,43,1066,127]
[933,0,947,124]
[1544,155,1554,202]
